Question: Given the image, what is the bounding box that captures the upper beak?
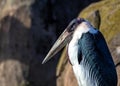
[42,28,73,64]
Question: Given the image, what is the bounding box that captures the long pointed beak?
[42,29,72,64]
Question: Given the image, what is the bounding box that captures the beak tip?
[42,61,45,64]
[42,28,70,64]
[42,62,45,64]
[42,55,50,64]
[42,58,47,64]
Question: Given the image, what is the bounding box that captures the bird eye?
[67,18,85,32]
[67,19,78,32]
[69,23,76,31]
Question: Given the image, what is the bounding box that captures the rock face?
[57,0,120,86]
[0,0,34,86]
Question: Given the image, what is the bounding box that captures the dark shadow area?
[0,16,33,65]
[28,0,100,86]
[0,16,34,86]
[0,15,58,86]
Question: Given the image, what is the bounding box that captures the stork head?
[42,18,85,64]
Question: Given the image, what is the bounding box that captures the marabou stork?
[42,18,117,86]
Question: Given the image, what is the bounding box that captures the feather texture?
[68,21,117,86]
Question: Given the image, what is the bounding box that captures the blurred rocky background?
[0,0,120,86]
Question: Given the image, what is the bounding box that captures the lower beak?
[42,29,72,64]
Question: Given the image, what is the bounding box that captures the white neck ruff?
[68,21,98,65]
